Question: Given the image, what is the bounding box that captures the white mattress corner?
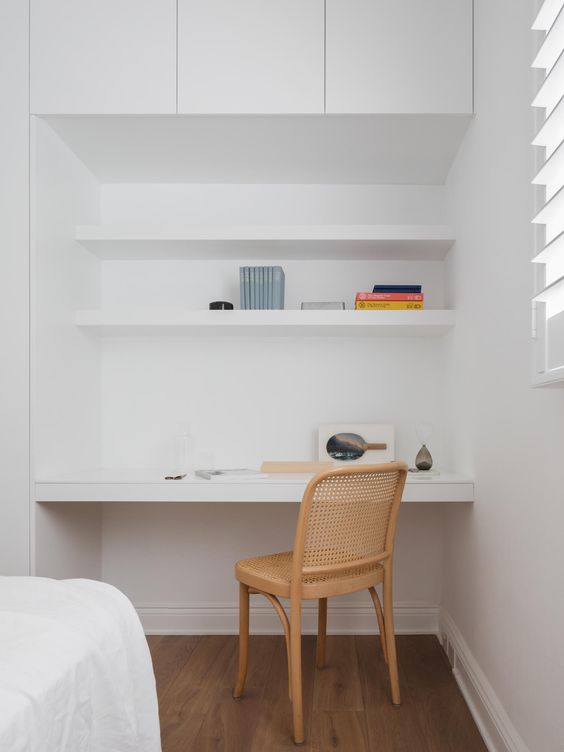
[0,576,161,752]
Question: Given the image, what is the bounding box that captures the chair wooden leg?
[290,601,304,744]
[383,567,401,705]
[316,598,327,669]
[233,583,249,699]
[368,586,388,664]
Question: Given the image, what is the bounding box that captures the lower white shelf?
[75,309,456,337]
[35,470,474,503]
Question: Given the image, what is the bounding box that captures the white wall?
[95,182,452,626]
[33,119,102,479]
[31,120,104,579]
[100,333,449,471]
[444,1,564,750]
[0,1,30,574]
[100,183,448,225]
[96,181,450,471]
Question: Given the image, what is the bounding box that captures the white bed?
[0,577,161,752]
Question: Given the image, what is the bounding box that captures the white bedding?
[0,577,161,752]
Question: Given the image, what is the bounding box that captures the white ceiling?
[43,114,472,185]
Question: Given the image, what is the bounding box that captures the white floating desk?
[35,470,474,504]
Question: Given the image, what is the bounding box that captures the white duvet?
[0,577,161,752]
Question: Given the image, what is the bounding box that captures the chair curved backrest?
[290,462,408,589]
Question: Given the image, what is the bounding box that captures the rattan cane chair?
[233,461,407,744]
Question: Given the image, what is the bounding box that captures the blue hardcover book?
[243,267,250,309]
[239,267,245,310]
[259,267,264,309]
[249,267,255,309]
[373,284,422,293]
[272,266,285,310]
[256,267,260,309]
[267,267,272,309]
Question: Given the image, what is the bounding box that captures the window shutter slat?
[533,0,564,32]
[532,228,564,265]
[532,183,564,237]
[532,138,564,198]
[533,94,564,156]
[532,50,564,112]
[533,275,564,319]
[533,5,564,69]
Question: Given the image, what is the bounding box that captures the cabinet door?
[326,0,473,114]
[30,0,176,114]
[178,0,324,113]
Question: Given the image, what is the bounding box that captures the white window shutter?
[532,0,564,382]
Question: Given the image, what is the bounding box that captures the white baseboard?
[136,600,439,636]
[440,610,529,752]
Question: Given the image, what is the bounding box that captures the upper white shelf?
[35,469,474,504]
[75,309,455,337]
[75,224,455,261]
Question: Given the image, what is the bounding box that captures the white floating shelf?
[35,469,474,504]
[75,224,455,261]
[75,308,456,337]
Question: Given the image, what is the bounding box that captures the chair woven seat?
[236,550,385,599]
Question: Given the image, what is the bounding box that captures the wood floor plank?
[158,635,237,742]
[244,634,281,689]
[313,634,364,711]
[160,712,206,752]
[250,636,317,752]
[189,686,265,752]
[398,635,487,752]
[147,635,201,698]
[356,635,431,752]
[150,634,488,752]
[311,711,370,752]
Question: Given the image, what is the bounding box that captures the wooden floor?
[147,634,487,752]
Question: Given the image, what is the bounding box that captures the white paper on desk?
[195,468,268,480]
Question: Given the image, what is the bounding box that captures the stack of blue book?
[239,266,285,309]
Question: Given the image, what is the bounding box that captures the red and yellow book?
[355,300,424,310]
[356,292,424,301]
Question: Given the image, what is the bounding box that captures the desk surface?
[35,469,474,503]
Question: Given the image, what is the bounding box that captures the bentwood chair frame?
[233,461,408,744]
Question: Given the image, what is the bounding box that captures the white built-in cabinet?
[30,0,176,114]
[30,0,472,115]
[326,0,473,114]
[177,0,325,114]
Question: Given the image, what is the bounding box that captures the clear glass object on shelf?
[169,424,195,477]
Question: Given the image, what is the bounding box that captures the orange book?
[355,301,424,310]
